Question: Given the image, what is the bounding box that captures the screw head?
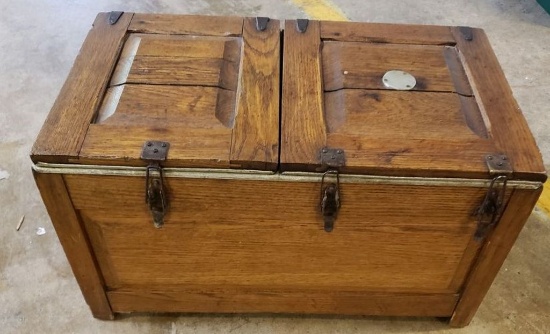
[497,162,503,166]
[153,148,159,153]
[147,142,152,147]
[487,155,493,160]
[337,149,343,154]
[331,155,336,160]
[501,155,507,160]
[322,148,328,153]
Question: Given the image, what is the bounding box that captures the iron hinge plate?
[485,154,512,176]
[141,141,170,161]
[320,148,346,168]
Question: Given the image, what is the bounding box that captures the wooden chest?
[32,13,546,327]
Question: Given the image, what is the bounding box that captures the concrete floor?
[1,0,549,333]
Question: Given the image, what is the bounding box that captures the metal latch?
[319,148,345,232]
[474,154,512,241]
[141,141,170,228]
[320,170,340,232]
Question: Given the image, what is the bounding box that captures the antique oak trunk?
[32,13,546,327]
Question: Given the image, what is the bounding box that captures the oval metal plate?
[382,70,416,90]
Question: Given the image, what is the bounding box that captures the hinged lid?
[31,13,281,171]
[31,15,546,181]
[280,20,546,181]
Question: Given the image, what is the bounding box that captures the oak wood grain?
[320,21,455,45]
[82,17,280,170]
[450,188,543,327]
[110,34,241,90]
[280,20,326,167]
[322,42,457,92]
[443,46,473,96]
[33,172,113,319]
[66,174,484,294]
[230,17,280,170]
[459,95,488,138]
[108,287,459,317]
[324,90,484,140]
[129,14,243,36]
[299,89,496,176]
[325,135,497,178]
[95,85,235,127]
[80,125,233,168]
[282,22,507,178]
[82,84,236,167]
[452,27,546,182]
[31,12,133,163]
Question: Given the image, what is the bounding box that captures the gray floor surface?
[1,0,549,333]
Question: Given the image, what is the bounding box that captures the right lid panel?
[280,20,545,180]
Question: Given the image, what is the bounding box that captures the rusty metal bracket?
[320,147,346,168]
[485,154,512,176]
[474,154,513,241]
[141,141,170,228]
[296,19,309,33]
[108,11,124,25]
[141,141,169,161]
[255,17,270,31]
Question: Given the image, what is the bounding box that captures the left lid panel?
[32,14,281,171]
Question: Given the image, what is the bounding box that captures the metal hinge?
[458,26,474,41]
[319,147,345,232]
[108,11,124,25]
[474,154,512,241]
[141,141,170,228]
[255,17,270,31]
[296,19,309,33]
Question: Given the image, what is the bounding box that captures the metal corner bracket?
[108,11,124,25]
[255,17,270,31]
[485,154,512,176]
